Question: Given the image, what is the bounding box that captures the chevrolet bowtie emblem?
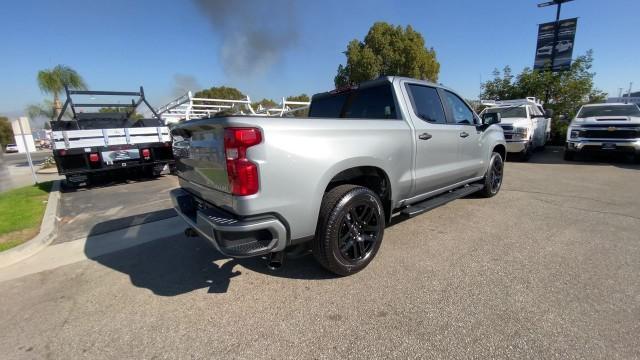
[608,127,616,132]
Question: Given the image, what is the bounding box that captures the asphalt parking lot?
[55,175,178,243]
[0,147,638,359]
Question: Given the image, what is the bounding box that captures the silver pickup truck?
[170,77,506,275]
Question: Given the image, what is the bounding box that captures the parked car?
[4,144,18,153]
[480,97,552,161]
[537,45,553,56]
[564,103,640,161]
[169,77,506,275]
[556,40,573,52]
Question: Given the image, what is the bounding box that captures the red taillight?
[141,148,151,160]
[89,153,99,162]
[224,128,262,196]
[59,150,67,156]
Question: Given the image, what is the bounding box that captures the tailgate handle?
[418,133,432,140]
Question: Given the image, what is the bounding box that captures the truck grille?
[581,129,639,139]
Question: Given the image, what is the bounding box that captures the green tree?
[334,22,440,87]
[37,65,87,118]
[286,94,310,117]
[286,94,310,103]
[0,117,14,146]
[27,100,73,130]
[480,50,606,143]
[252,98,278,111]
[194,86,245,100]
[479,66,516,101]
[98,107,144,120]
[194,86,247,114]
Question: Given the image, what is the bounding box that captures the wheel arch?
[319,163,393,224]
[493,143,506,161]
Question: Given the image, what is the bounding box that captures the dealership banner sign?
[534,17,578,71]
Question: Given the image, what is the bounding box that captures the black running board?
[400,184,484,218]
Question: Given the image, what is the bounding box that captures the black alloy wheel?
[337,202,381,263]
[313,185,385,276]
[479,152,504,198]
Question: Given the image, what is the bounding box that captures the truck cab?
[480,97,551,161]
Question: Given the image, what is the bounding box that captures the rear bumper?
[566,140,640,153]
[58,159,173,176]
[170,188,288,258]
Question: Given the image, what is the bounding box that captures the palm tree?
[37,65,87,118]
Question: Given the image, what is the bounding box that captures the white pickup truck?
[565,102,640,161]
[480,98,552,161]
[51,87,174,186]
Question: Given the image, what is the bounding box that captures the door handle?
[459,131,469,138]
[418,132,432,140]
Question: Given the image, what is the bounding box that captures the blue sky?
[1,0,639,119]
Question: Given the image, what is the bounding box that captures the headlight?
[513,127,528,138]
[570,130,581,139]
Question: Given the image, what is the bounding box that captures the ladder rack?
[157,92,310,124]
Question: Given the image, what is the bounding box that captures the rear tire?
[479,152,504,198]
[313,185,385,276]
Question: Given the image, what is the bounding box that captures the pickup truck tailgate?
[174,121,232,207]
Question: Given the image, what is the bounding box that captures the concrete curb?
[35,167,58,174]
[0,180,61,269]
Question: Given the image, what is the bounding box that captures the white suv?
[4,144,18,153]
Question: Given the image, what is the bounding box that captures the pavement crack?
[532,197,640,221]
[505,188,620,206]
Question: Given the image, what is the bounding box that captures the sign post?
[16,117,38,185]
[535,0,577,72]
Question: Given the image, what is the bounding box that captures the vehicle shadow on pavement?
[86,225,333,296]
[522,147,639,169]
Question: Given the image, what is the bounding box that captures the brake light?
[224,128,262,196]
[141,148,151,160]
[89,153,99,162]
[59,149,67,156]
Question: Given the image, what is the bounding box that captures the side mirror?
[544,109,553,118]
[482,112,501,125]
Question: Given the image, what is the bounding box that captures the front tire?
[563,150,575,161]
[313,185,385,276]
[479,152,504,198]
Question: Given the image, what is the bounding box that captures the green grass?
[0,181,52,251]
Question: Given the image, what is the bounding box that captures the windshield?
[484,106,527,118]
[577,105,640,118]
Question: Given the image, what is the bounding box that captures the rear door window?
[406,84,447,124]
[308,83,399,119]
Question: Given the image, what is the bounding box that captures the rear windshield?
[483,106,527,118]
[577,105,640,118]
[309,84,399,119]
